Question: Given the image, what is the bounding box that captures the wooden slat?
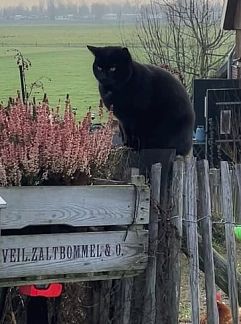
[184,157,200,324]
[0,270,143,288]
[116,169,141,324]
[232,168,241,224]
[142,163,161,324]
[234,0,241,30]
[169,156,184,324]
[221,0,238,30]
[99,280,112,324]
[221,161,239,323]
[122,278,133,324]
[209,168,221,218]
[0,230,148,279]
[197,160,219,324]
[0,185,150,229]
[235,165,241,224]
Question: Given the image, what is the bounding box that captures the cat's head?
[87,46,133,87]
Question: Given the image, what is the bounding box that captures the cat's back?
[132,61,193,115]
[134,62,188,94]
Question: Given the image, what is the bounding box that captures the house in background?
[221,0,241,79]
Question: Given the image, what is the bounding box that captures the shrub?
[0,100,113,186]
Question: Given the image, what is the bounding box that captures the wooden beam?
[0,270,143,288]
[0,230,148,280]
[221,161,239,323]
[168,157,184,323]
[184,157,200,324]
[234,0,241,29]
[221,0,230,29]
[222,0,239,30]
[197,160,219,324]
[0,185,150,229]
[142,163,161,324]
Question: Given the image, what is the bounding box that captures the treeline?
[0,1,140,22]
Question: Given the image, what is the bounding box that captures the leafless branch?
[135,0,234,92]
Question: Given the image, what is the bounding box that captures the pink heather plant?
[0,100,114,186]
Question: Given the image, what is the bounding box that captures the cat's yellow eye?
[109,67,116,72]
[97,66,102,71]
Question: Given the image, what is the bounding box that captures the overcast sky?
[0,0,127,8]
[1,0,39,8]
[0,0,220,9]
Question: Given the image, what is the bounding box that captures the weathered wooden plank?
[0,288,7,320]
[130,174,149,225]
[113,169,140,324]
[234,0,241,30]
[184,157,200,324]
[0,270,143,288]
[142,163,161,324]
[99,280,112,324]
[0,185,150,229]
[91,282,101,324]
[221,161,239,323]
[122,278,133,324]
[154,149,176,324]
[197,160,219,324]
[112,279,123,324]
[209,168,221,218]
[0,230,148,279]
[112,278,133,324]
[231,168,241,224]
[168,157,184,324]
[235,164,241,225]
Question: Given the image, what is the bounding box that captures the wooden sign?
[0,184,150,286]
[0,230,148,286]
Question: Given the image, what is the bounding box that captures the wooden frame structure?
[1,151,241,323]
[0,182,150,287]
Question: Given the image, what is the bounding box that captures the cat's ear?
[87,45,99,56]
[122,47,132,60]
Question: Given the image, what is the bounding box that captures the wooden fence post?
[99,281,112,324]
[184,157,200,324]
[112,168,147,324]
[127,149,177,323]
[235,164,241,224]
[221,161,239,323]
[142,163,161,324]
[209,168,221,218]
[168,156,184,324]
[197,160,219,324]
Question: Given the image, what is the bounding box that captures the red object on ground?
[19,283,63,297]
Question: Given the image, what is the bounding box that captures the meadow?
[0,24,139,118]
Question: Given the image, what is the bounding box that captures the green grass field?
[0,24,138,118]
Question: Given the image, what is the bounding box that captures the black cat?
[87,45,195,156]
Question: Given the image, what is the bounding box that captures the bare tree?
[136,0,233,91]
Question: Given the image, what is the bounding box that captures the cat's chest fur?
[99,85,138,117]
[98,69,153,122]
